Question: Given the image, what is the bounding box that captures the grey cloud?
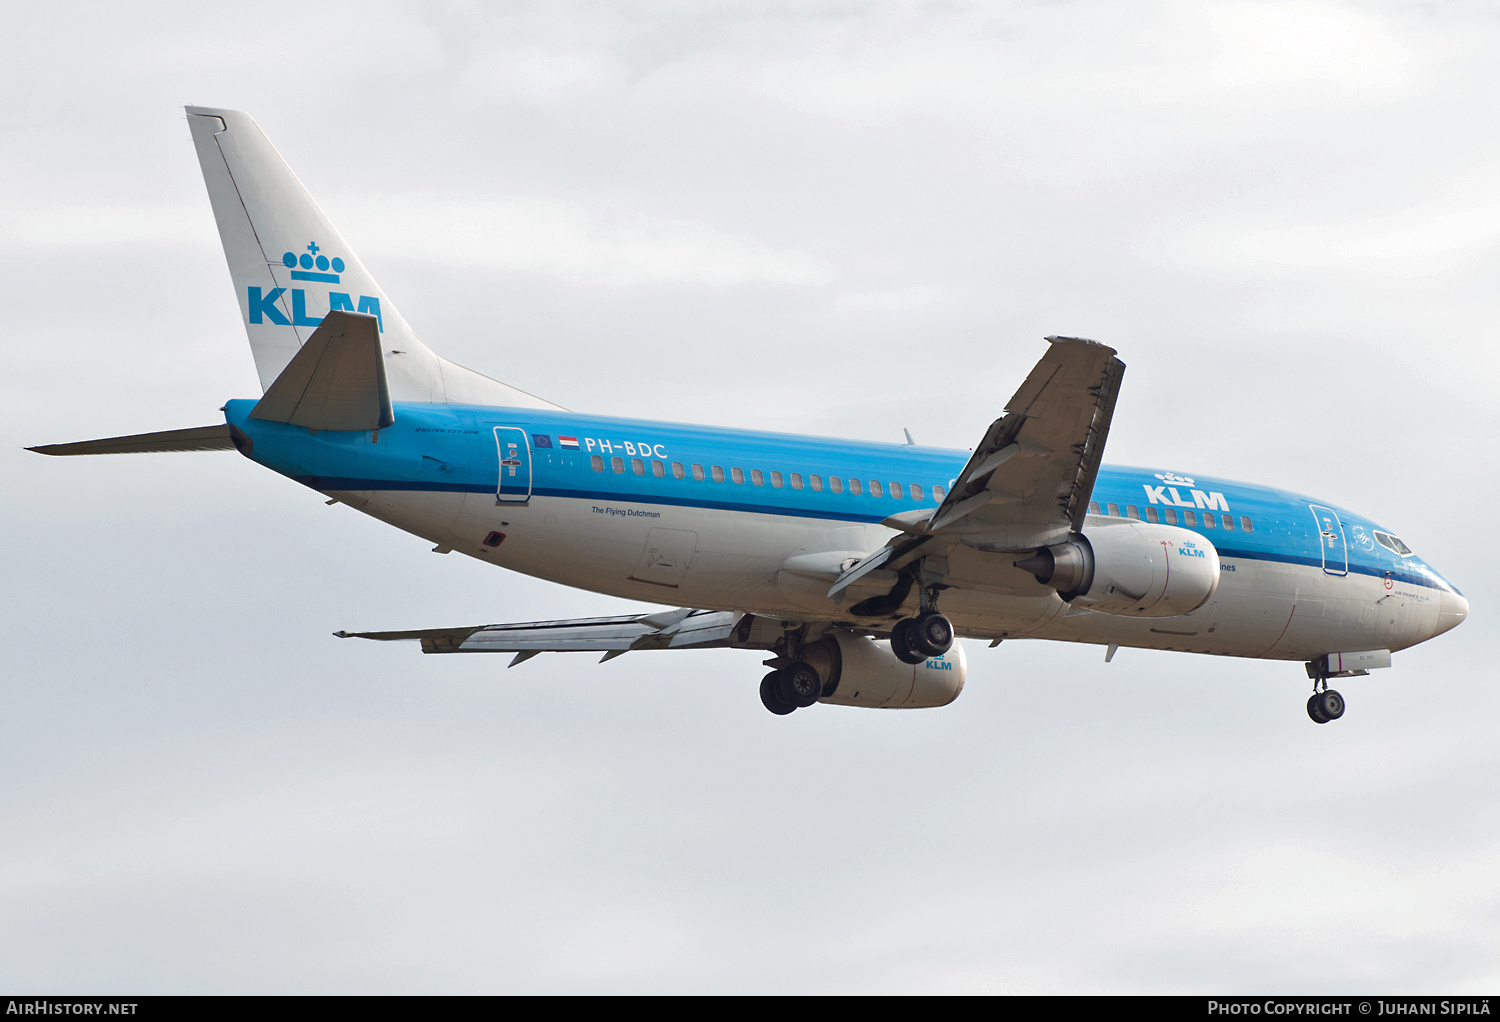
[1,0,1495,993]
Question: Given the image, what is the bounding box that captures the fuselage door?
[494,427,532,504]
[1309,504,1348,577]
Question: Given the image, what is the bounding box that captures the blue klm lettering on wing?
[247,241,383,332]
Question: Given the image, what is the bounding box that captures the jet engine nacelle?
[800,628,966,709]
[1015,518,1220,617]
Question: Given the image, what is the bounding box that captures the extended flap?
[250,311,393,431]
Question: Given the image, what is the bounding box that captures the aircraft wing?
[337,607,743,665]
[830,336,1124,599]
[930,335,1122,539]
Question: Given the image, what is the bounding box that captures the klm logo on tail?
[247,241,383,332]
[283,241,344,282]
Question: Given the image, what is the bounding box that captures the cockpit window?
[1375,531,1413,556]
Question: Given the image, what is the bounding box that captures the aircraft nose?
[1434,590,1469,638]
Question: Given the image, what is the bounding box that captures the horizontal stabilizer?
[250,311,393,431]
[336,609,740,658]
[28,424,234,456]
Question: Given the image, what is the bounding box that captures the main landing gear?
[760,662,823,715]
[890,610,954,665]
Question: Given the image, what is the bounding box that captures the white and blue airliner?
[31,108,1469,722]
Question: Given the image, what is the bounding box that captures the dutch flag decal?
[559,436,579,449]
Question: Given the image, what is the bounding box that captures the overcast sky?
[3,0,1498,993]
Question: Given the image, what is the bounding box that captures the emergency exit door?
[494,427,532,503]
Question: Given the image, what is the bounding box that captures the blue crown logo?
[282,241,345,283]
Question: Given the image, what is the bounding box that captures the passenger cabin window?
[691,464,705,481]
[1183,509,1196,526]
[711,466,725,483]
[810,475,824,492]
[1240,516,1253,532]
[791,473,803,490]
[890,482,903,500]
[672,462,685,479]
[1165,508,1178,525]
[731,467,744,484]
[1107,503,1120,516]
[870,480,883,497]
[611,456,625,474]
[652,459,665,477]
[591,455,604,472]
[932,485,945,501]
[1221,514,1233,530]
[1202,511,1216,528]
[631,458,644,475]
[1126,505,1139,520]
[830,477,843,493]
[1145,507,1159,523]
[751,469,764,486]
[771,471,784,488]
[911,483,925,501]
[849,478,862,495]
[1088,501,1101,514]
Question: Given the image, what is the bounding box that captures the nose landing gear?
[1305,660,1346,724]
[1306,688,1345,724]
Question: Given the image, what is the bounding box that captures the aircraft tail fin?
[185,106,561,410]
[250,311,393,432]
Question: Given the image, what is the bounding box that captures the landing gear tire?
[776,661,824,708]
[1323,690,1346,720]
[890,619,928,665]
[912,611,954,657]
[1306,689,1345,724]
[760,671,797,715]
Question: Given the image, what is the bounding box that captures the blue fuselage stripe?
[225,399,1458,598]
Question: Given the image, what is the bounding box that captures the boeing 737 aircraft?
[30,107,1469,722]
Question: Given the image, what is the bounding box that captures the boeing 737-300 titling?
[30,107,1469,722]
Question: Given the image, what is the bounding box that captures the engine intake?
[1015,519,1220,617]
